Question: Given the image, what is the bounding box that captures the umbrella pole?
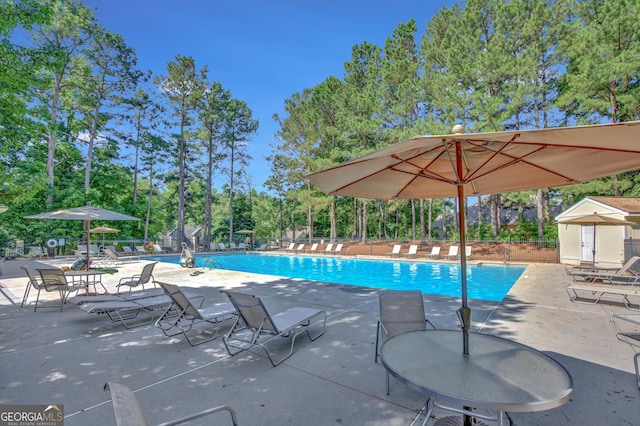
[456,144,472,426]
[86,220,91,270]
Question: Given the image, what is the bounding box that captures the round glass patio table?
[380,329,574,425]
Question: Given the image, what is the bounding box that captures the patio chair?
[155,281,236,346]
[121,246,135,255]
[610,314,640,389]
[285,243,295,251]
[307,243,319,253]
[426,246,441,259]
[20,266,64,312]
[401,245,419,258]
[465,245,472,259]
[295,243,305,251]
[153,244,164,254]
[323,243,334,253]
[333,243,343,254]
[388,244,402,257]
[443,245,460,260]
[256,243,267,251]
[135,245,147,254]
[116,262,157,294]
[230,242,238,251]
[36,267,84,309]
[375,289,434,394]
[105,382,238,426]
[221,290,327,366]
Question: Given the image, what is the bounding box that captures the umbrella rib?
[469,143,577,184]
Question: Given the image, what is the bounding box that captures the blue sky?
[84,1,457,192]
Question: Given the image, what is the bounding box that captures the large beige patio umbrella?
[308,120,640,355]
[89,225,120,248]
[26,203,140,268]
[559,212,635,266]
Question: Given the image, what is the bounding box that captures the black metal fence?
[624,238,640,260]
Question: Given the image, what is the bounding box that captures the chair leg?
[634,353,640,390]
[33,289,42,312]
[20,284,31,309]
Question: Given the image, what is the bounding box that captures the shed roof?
[588,197,640,214]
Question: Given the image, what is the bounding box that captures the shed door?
[581,225,595,263]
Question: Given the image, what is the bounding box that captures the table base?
[433,416,489,426]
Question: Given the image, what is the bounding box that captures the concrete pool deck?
[0,255,638,425]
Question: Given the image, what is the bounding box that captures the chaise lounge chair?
[443,245,459,260]
[610,313,640,389]
[79,294,175,328]
[221,290,327,366]
[155,282,237,346]
[567,256,640,284]
[105,381,238,426]
[388,244,402,257]
[104,246,140,264]
[401,245,419,258]
[426,246,441,259]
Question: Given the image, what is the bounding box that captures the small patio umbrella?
[559,212,635,266]
[89,225,120,248]
[26,203,140,268]
[309,120,640,356]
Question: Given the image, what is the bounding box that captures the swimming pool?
[147,253,525,302]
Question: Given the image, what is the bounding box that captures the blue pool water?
[147,253,525,302]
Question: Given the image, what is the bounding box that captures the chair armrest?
[155,405,238,426]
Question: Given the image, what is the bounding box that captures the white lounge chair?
[426,246,441,259]
[218,242,228,251]
[443,246,459,260]
[388,244,402,257]
[307,243,319,253]
[402,245,418,258]
[285,243,295,251]
[333,243,343,254]
[222,290,327,366]
[295,243,305,251]
[323,243,334,253]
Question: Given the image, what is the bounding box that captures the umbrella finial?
[452,124,464,134]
